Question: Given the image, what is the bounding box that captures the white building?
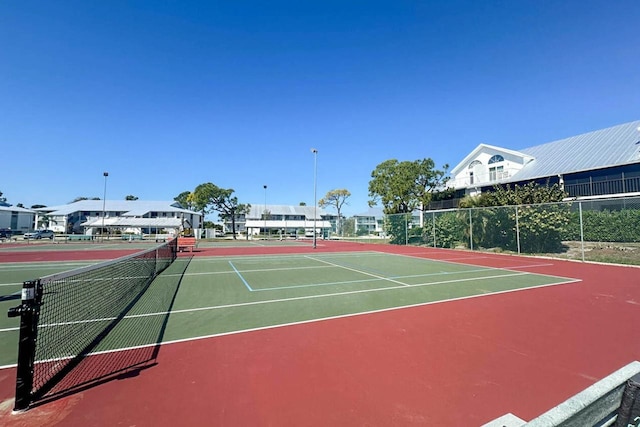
[227,204,332,238]
[34,200,202,236]
[0,205,36,234]
[447,120,640,203]
[352,207,421,236]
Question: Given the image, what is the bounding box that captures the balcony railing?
[565,175,640,197]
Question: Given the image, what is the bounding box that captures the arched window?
[468,161,481,185]
[489,155,505,181]
[468,160,482,169]
[488,155,504,164]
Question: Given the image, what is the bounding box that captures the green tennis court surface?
[0,251,579,367]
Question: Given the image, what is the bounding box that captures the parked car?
[24,229,55,239]
[0,228,12,239]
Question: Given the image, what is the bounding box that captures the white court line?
[0,262,94,271]
[190,264,334,275]
[375,250,578,282]
[0,274,582,371]
[32,270,546,329]
[250,266,529,292]
[305,255,411,287]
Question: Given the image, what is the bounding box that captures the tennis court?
[0,248,577,367]
[1,240,639,426]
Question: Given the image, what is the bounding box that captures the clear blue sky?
[1,0,639,217]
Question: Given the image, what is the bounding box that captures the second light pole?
[102,171,108,242]
[311,148,318,249]
[263,184,267,239]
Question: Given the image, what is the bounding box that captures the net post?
[7,280,40,411]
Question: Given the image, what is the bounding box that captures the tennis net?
[8,237,178,410]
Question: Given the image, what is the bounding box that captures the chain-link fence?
[384,196,640,265]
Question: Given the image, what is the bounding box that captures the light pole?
[102,172,108,241]
[263,184,267,239]
[311,148,318,249]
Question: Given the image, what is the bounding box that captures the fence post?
[469,209,473,251]
[432,211,436,248]
[515,206,521,254]
[405,214,408,245]
[579,201,585,262]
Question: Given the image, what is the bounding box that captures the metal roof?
[35,200,200,217]
[0,205,35,213]
[354,207,384,218]
[245,219,332,228]
[81,217,182,227]
[501,120,640,183]
[353,207,421,218]
[249,204,327,220]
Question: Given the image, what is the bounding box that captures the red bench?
[177,237,197,252]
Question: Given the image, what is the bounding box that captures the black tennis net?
[8,237,178,410]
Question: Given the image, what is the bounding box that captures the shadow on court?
[29,256,192,408]
[0,293,20,303]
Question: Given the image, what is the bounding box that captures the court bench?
[67,235,94,241]
[122,234,144,241]
[177,237,197,252]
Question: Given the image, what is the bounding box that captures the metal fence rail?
[384,196,640,265]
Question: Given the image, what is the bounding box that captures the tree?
[368,158,448,215]
[30,204,46,209]
[37,213,57,229]
[0,191,6,203]
[70,196,100,202]
[299,202,307,206]
[319,189,351,236]
[174,191,194,210]
[125,195,139,201]
[342,217,355,237]
[410,158,450,215]
[459,182,569,253]
[192,183,250,239]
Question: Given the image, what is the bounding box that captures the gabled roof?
[450,144,534,176]
[353,207,421,218]
[514,120,640,181]
[35,200,200,216]
[244,219,332,228]
[451,120,640,188]
[248,204,327,220]
[81,217,182,227]
[354,207,384,218]
[0,205,35,213]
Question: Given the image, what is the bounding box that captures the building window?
[468,160,482,185]
[488,155,504,164]
[468,160,482,168]
[489,166,504,181]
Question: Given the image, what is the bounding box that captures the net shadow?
[0,293,20,302]
[29,255,192,407]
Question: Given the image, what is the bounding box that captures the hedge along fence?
[562,208,640,242]
[384,195,640,260]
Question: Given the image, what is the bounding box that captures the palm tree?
[37,213,57,229]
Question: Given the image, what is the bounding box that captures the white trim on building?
[34,200,202,235]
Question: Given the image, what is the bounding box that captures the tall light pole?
[263,184,267,239]
[311,148,318,249]
[102,172,108,241]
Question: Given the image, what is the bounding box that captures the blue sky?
[1,1,639,217]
